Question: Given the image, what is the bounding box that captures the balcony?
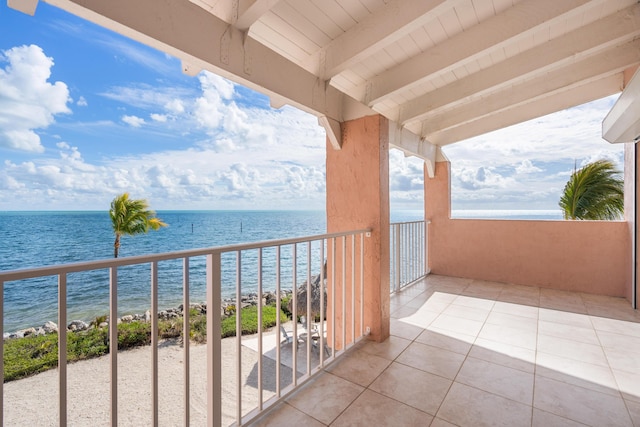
[1,222,426,426]
[252,275,640,426]
[3,220,639,426]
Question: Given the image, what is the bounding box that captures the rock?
[68,320,89,331]
[42,321,58,334]
[34,327,46,336]
[98,322,109,328]
[265,292,277,305]
[121,315,134,323]
[18,327,37,337]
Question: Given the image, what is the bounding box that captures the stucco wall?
[426,162,631,297]
[326,115,390,343]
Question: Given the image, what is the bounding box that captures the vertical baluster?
[395,224,400,292]
[341,236,346,349]
[292,244,297,385]
[183,258,190,426]
[275,246,281,396]
[58,273,67,426]
[411,223,415,282]
[257,248,263,410]
[360,233,365,337]
[151,262,159,426]
[331,238,336,358]
[306,241,311,374]
[319,240,325,365]
[351,235,355,343]
[109,266,118,427]
[206,253,222,427]
[236,251,242,425]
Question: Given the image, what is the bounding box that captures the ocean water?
[451,209,564,220]
[1,210,424,331]
[1,209,562,330]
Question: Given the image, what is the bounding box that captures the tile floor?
[251,275,640,426]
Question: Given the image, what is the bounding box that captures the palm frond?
[109,193,167,257]
[559,159,624,220]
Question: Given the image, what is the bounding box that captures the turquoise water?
[1,210,424,331]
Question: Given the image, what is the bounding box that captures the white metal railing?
[0,228,370,426]
[390,220,429,293]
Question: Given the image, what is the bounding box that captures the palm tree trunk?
[114,234,120,258]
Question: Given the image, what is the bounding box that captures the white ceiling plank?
[422,39,640,135]
[355,0,592,106]
[312,0,356,32]
[340,0,371,23]
[259,13,320,55]
[430,74,622,146]
[471,0,494,22]
[306,0,452,79]
[235,0,280,30]
[396,4,640,124]
[424,17,448,46]
[189,0,233,22]
[271,3,331,47]
[250,20,311,62]
[455,0,479,31]
[438,8,463,38]
[43,0,372,123]
[289,0,343,39]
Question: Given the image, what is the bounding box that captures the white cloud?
[76,96,88,107]
[150,113,167,122]
[0,86,328,210]
[515,159,542,174]
[0,45,71,152]
[122,115,145,127]
[444,95,625,210]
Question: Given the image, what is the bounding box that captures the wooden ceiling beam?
[395,3,640,126]
[425,74,622,146]
[305,0,452,79]
[353,0,593,107]
[419,39,640,136]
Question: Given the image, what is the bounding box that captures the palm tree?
[559,159,624,220]
[109,193,167,258]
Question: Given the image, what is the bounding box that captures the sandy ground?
[3,323,324,426]
[4,324,332,427]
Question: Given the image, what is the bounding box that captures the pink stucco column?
[326,115,390,344]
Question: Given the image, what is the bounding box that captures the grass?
[4,304,288,382]
[221,305,287,338]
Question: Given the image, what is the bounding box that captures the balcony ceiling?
[17,0,640,162]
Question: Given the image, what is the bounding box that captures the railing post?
[58,273,68,427]
[183,258,190,426]
[425,221,429,274]
[206,253,222,427]
[151,262,159,427]
[109,266,118,427]
[394,223,401,292]
[235,251,242,425]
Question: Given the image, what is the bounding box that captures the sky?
[0,3,625,212]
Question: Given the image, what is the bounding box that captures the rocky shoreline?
[4,290,294,340]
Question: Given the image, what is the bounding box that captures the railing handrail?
[0,228,372,282]
[391,219,430,226]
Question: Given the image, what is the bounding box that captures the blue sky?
[0,3,625,212]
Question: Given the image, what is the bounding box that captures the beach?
[3,323,308,426]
